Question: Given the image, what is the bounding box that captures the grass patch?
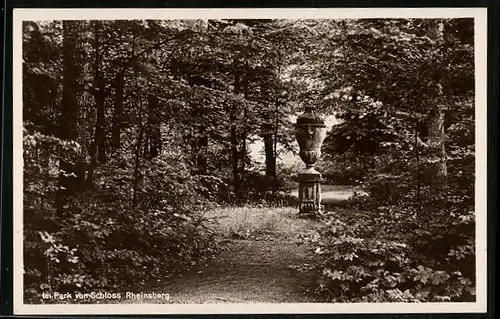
[204,206,317,241]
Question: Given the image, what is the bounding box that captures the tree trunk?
[262,99,280,196]
[132,104,144,209]
[95,83,106,164]
[60,22,80,141]
[422,20,447,219]
[112,70,125,149]
[231,59,242,203]
[86,139,96,187]
[239,59,250,196]
[271,45,283,197]
[426,20,447,182]
[230,105,240,202]
[264,127,276,178]
[272,96,280,196]
[189,105,208,175]
[428,107,447,179]
[263,106,278,197]
[59,21,84,195]
[130,31,143,209]
[417,107,447,220]
[240,114,247,190]
[146,94,161,159]
[94,22,107,165]
[86,21,106,186]
[132,114,144,208]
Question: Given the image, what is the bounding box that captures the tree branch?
[119,29,193,72]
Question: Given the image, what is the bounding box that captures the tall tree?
[59,20,85,194]
[425,20,448,183]
[86,21,107,186]
[306,18,473,208]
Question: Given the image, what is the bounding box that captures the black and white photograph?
[13,8,487,315]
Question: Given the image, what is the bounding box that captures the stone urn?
[294,106,327,217]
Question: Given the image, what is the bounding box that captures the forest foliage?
[295,18,476,302]
[22,18,476,303]
[23,19,309,302]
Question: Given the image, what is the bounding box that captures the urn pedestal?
[297,169,323,218]
[294,106,327,219]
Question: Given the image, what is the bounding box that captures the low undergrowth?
[23,131,222,304]
[295,195,476,303]
[204,206,317,241]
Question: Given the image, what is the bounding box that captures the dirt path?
[115,189,358,305]
[121,239,319,304]
[116,205,332,304]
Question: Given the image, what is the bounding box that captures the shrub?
[297,188,476,303]
[23,129,220,303]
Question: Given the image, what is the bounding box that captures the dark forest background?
[23,18,476,303]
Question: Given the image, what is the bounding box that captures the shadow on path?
[121,239,319,304]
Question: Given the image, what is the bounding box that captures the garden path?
[119,185,354,304]
[146,239,319,303]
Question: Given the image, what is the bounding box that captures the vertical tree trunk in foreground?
[263,119,276,178]
[231,58,242,203]
[146,94,162,159]
[239,59,250,195]
[426,20,448,189]
[428,107,447,180]
[112,70,125,149]
[132,101,144,209]
[87,21,106,187]
[59,21,85,195]
[94,22,107,165]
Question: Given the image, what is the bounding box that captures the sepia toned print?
[13,8,487,315]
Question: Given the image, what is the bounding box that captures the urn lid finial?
[295,105,326,127]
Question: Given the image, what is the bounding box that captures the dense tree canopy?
[23,18,476,303]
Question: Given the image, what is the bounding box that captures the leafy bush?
[23,129,220,303]
[296,186,475,302]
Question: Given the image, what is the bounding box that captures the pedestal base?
[297,168,323,219]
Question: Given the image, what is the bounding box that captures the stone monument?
[294,106,327,218]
